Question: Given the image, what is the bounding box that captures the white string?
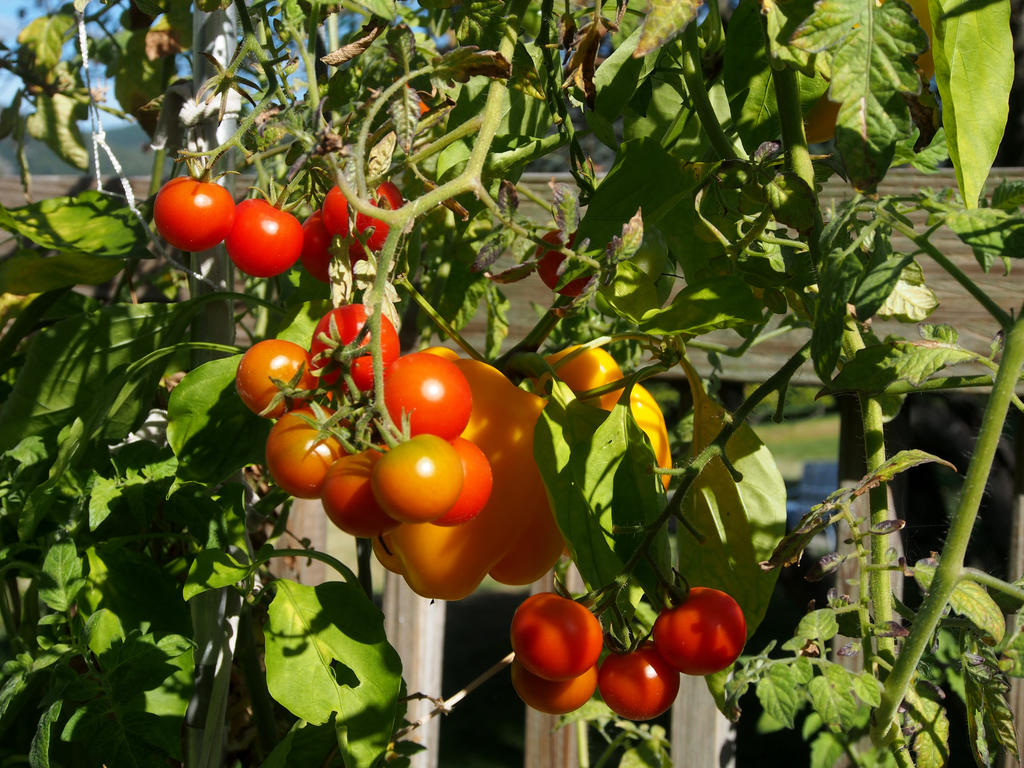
[75,5,223,291]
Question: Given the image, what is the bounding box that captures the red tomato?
[536,231,588,297]
[225,199,303,278]
[350,181,403,261]
[309,305,400,393]
[264,410,344,499]
[300,210,333,283]
[236,339,316,418]
[431,437,492,526]
[384,352,472,440]
[153,177,235,252]
[371,434,463,523]
[652,588,747,676]
[321,450,399,538]
[321,186,351,239]
[598,644,680,721]
[510,592,603,681]
[510,659,597,715]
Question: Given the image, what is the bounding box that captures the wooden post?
[266,498,327,584]
[524,569,582,768]
[671,676,736,768]
[384,573,446,768]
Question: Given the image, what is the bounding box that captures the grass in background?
[756,414,841,483]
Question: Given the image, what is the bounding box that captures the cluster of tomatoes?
[152,176,402,280]
[509,588,746,721]
[234,303,493,538]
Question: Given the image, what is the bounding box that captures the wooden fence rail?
[4,171,1024,766]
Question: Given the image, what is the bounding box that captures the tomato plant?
[235,338,316,418]
[597,644,680,722]
[383,351,473,440]
[4,0,1021,764]
[153,176,235,252]
[300,210,333,283]
[264,409,345,499]
[321,450,399,538]
[350,181,403,261]
[535,231,589,297]
[510,659,597,716]
[371,434,464,523]
[225,199,303,277]
[431,437,492,526]
[652,588,747,676]
[309,304,400,392]
[510,592,603,681]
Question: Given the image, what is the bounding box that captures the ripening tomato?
[236,339,316,418]
[545,345,623,410]
[321,450,400,538]
[309,305,400,393]
[225,199,303,277]
[300,210,333,283]
[384,352,473,440]
[536,231,588,297]
[372,434,464,523]
[264,410,344,499]
[350,181,403,261]
[321,186,351,239]
[431,437,492,526]
[511,659,597,715]
[598,644,680,721]
[154,177,235,252]
[510,592,603,681]
[652,588,747,676]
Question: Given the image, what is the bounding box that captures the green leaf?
[260,719,345,768]
[990,179,1024,211]
[166,355,271,483]
[577,138,702,255]
[17,15,75,73]
[29,699,62,768]
[964,653,1020,765]
[875,260,939,322]
[0,302,186,456]
[587,27,654,150]
[931,0,1012,207]
[0,248,125,294]
[824,340,976,394]
[676,359,787,635]
[265,580,402,768]
[39,540,85,612]
[533,383,671,604]
[0,190,150,260]
[807,663,859,731]
[638,276,762,335]
[811,245,861,381]
[25,94,89,171]
[766,172,818,233]
[791,0,927,190]
[755,663,804,728]
[853,670,881,707]
[354,0,397,19]
[60,630,193,765]
[81,544,191,636]
[782,608,839,651]
[184,549,251,600]
[809,731,846,768]
[84,608,126,657]
[913,560,1005,644]
[944,207,1024,273]
[905,682,950,768]
[634,0,699,58]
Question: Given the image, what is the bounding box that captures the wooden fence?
[4,170,1024,767]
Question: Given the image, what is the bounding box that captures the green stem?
[837,505,877,668]
[842,321,896,661]
[681,23,740,161]
[576,721,590,768]
[872,314,1024,747]
[773,64,815,193]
